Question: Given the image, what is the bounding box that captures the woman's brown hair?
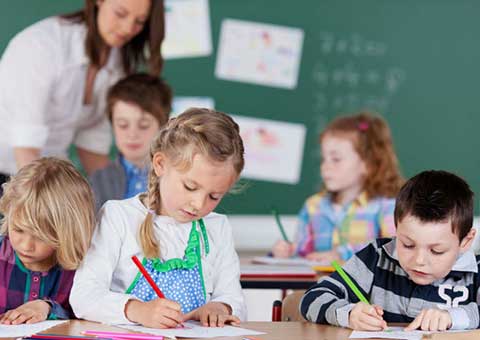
[63,0,164,75]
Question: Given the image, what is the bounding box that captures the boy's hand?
[125,298,183,329]
[0,300,50,324]
[183,302,240,327]
[305,249,340,263]
[349,302,387,331]
[405,308,452,331]
[272,240,295,258]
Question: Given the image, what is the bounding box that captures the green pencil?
[272,208,290,242]
[331,260,369,304]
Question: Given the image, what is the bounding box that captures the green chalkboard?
[3,1,480,215]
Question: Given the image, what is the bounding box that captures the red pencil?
[131,255,165,298]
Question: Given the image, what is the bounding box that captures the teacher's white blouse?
[0,17,123,174]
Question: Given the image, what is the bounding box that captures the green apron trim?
[126,219,210,298]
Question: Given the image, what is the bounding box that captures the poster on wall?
[171,96,215,116]
[232,115,306,184]
[215,19,304,89]
[163,0,212,59]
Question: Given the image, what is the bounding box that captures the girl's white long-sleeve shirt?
[70,196,246,324]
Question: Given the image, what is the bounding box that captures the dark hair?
[394,170,474,240]
[106,73,172,125]
[62,0,164,75]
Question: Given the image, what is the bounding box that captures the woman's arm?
[14,147,40,170]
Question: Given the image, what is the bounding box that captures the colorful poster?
[172,96,215,116]
[232,115,306,184]
[215,19,304,89]
[163,0,212,59]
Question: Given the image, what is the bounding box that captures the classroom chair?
[272,290,306,321]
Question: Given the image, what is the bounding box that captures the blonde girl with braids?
[0,158,95,324]
[71,108,246,328]
[273,112,403,262]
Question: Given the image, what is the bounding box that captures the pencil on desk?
[331,260,369,304]
[272,208,290,243]
[131,255,165,298]
[311,265,335,273]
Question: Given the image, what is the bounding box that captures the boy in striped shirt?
[301,170,479,331]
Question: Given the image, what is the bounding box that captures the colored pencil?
[331,260,369,304]
[272,209,290,243]
[131,255,165,298]
[83,330,163,340]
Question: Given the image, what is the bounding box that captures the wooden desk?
[2,320,353,340]
[238,252,323,290]
[5,320,480,340]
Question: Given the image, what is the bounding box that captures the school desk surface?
[6,319,480,340]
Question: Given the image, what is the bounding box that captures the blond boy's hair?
[0,157,96,270]
[139,108,245,258]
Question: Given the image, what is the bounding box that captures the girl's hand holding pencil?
[124,256,184,329]
[125,298,183,329]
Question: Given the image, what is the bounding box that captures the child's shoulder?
[0,236,15,263]
[304,191,329,207]
[89,160,122,184]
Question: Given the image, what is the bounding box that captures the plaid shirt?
[0,236,74,319]
[295,191,396,260]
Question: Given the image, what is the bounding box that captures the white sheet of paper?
[251,256,330,267]
[117,321,265,338]
[163,0,212,59]
[232,115,306,184]
[350,326,463,340]
[0,320,67,337]
[172,96,215,117]
[215,19,304,89]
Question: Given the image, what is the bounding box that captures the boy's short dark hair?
[106,73,172,126]
[394,170,474,240]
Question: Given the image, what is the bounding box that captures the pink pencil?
[82,331,163,340]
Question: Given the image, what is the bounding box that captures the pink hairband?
[358,121,369,131]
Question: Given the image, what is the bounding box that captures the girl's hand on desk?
[0,300,50,324]
[272,240,295,258]
[184,302,240,327]
[404,308,452,332]
[349,302,387,331]
[125,298,183,329]
[305,249,340,262]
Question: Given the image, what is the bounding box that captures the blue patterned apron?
[126,219,210,314]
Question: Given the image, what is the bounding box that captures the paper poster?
[172,96,215,116]
[163,0,212,59]
[215,19,304,89]
[232,115,306,184]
